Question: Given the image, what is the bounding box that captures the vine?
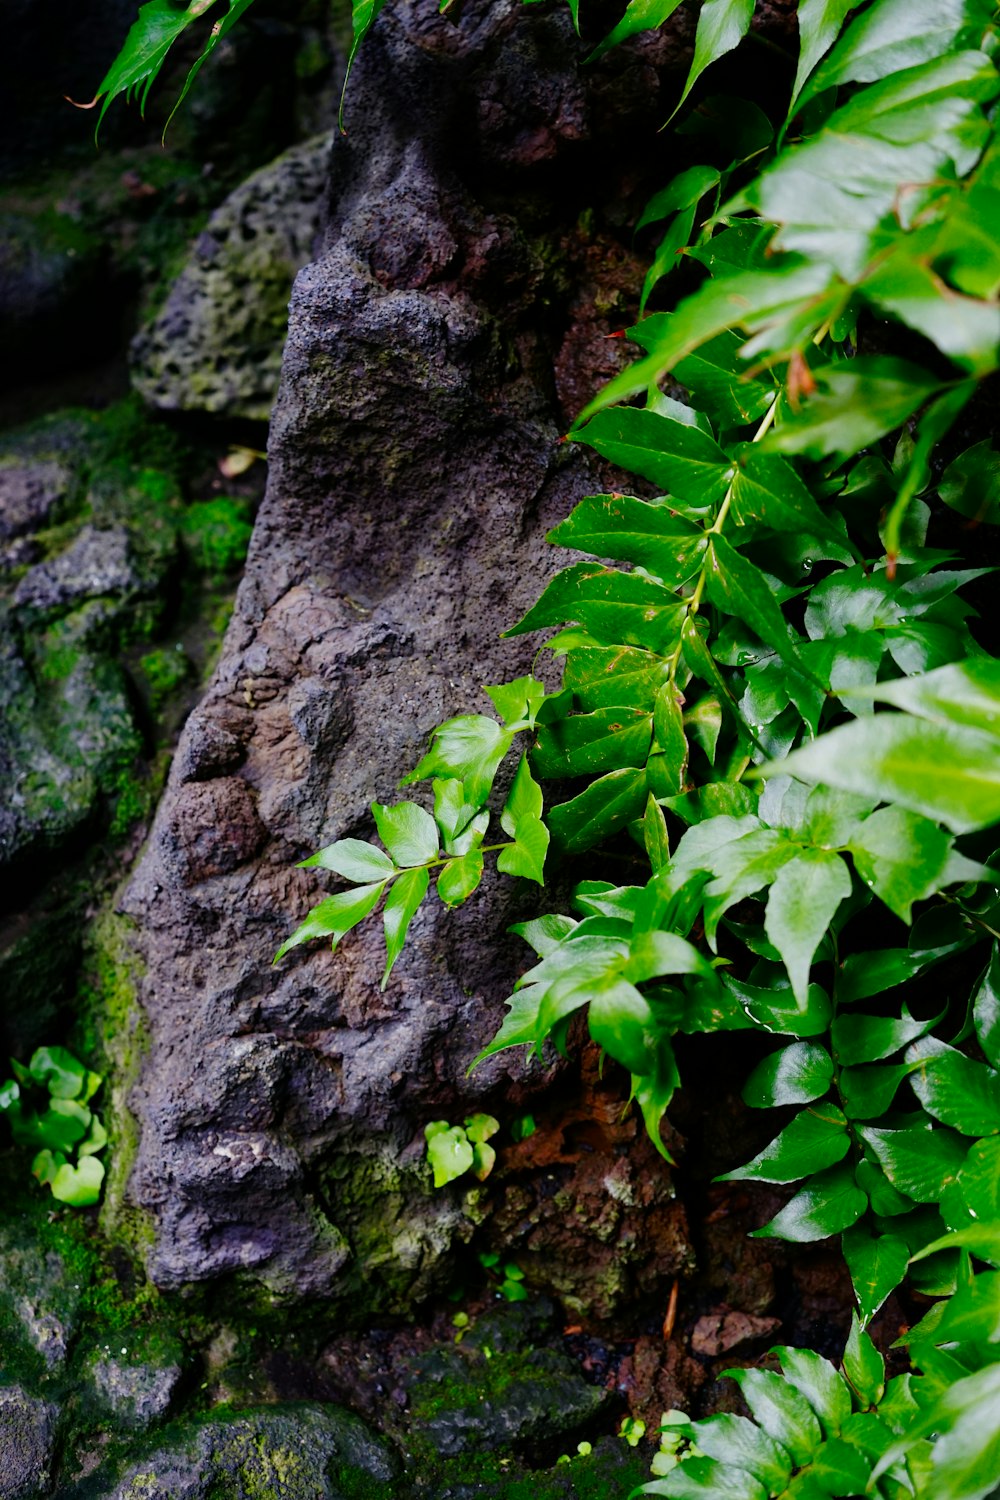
[99,0,1000,1495]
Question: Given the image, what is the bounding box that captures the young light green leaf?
[402,719,514,807]
[765,850,851,1006]
[720,1104,850,1184]
[753,1161,868,1242]
[672,0,755,121]
[437,850,484,907]
[49,1155,105,1208]
[483,675,548,728]
[274,882,386,961]
[382,867,430,987]
[301,839,396,883]
[29,1047,88,1101]
[372,801,439,867]
[497,818,549,885]
[742,1042,834,1108]
[425,1123,474,1188]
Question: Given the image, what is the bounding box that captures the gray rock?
[0,1212,84,1376]
[130,135,332,421]
[96,1403,396,1499]
[14,526,139,614]
[0,1386,56,1500]
[87,1352,181,1431]
[116,0,693,1316]
[0,461,72,542]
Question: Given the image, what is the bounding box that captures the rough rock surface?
[0,1385,57,1500]
[119,0,692,1314]
[87,1403,396,1500]
[130,135,332,421]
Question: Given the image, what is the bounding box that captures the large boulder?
[118,0,692,1317]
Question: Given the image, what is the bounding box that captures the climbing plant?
[102,0,1000,1494]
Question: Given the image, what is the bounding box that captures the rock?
[0,1186,84,1378]
[130,135,332,421]
[93,1402,396,1499]
[117,0,695,1316]
[0,1386,57,1500]
[405,1299,606,1459]
[86,1351,182,1431]
[0,461,73,541]
[690,1309,783,1357]
[14,525,141,613]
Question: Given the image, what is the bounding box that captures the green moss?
[138,645,191,710]
[180,497,255,577]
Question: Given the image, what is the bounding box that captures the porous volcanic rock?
[119,0,693,1314]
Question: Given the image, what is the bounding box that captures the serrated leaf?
[402,719,513,808]
[672,0,755,120]
[754,1161,868,1242]
[572,407,731,508]
[842,1226,911,1326]
[721,1104,850,1184]
[372,801,439,867]
[548,768,649,853]
[765,850,852,1006]
[301,838,397,882]
[742,1042,834,1108]
[777,716,1000,834]
[776,1346,852,1436]
[381,867,430,986]
[587,0,685,62]
[723,1367,825,1466]
[764,360,943,462]
[94,0,218,133]
[274,881,386,961]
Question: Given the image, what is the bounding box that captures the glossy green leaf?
[789,0,857,113]
[974,946,1000,1071]
[301,839,396,882]
[706,536,805,668]
[848,807,984,923]
[533,708,653,778]
[274,881,386,961]
[588,977,657,1075]
[587,0,685,62]
[548,497,708,587]
[777,716,1000,834]
[723,1367,825,1465]
[372,801,439,867]
[672,0,755,120]
[643,1455,769,1498]
[873,1362,1000,1500]
[842,1226,911,1326]
[764,360,943,462]
[831,1006,940,1067]
[94,0,217,132]
[506,562,686,652]
[30,1099,92,1153]
[721,1104,850,1184]
[765,850,852,1005]
[939,441,1000,526]
[802,0,996,101]
[857,658,1000,739]
[571,408,731,508]
[382,867,430,986]
[907,1036,1000,1135]
[679,1413,792,1490]
[673,328,778,429]
[402,719,513,808]
[754,1161,868,1242]
[859,1122,967,1202]
[776,1346,852,1436]
[548,768,648,853]
[837,948,941,1004]
[484,675,548,728]
[844,1312,885,1407]
[425,1123,474,1188]
[643,794,671,875]
[729,450,848,549]
[839,1061,916,1120]
[742,1042,834,1108]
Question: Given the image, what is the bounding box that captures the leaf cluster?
[0,1046,107,1207]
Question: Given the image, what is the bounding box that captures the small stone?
[0,1386,56,1500]
[691,1310,783,1357]
[0,461,72,540]
[14,526,138,614]
[88,1352,181,1430]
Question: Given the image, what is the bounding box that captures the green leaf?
[678,1414,792,1491]
[372,801,439,867]
[94,0,217,133]
[638,165,723,233]
[587,0,685,63]
[545,501,708,588]
[507,564,685,654]
[275,882,386,961]
[548,768,649,853]
[858,1122,967,1202]
[742,1042,834,1108]
[31,1149,66,1187]
[764,360,943,462]
[33,1099,92,1153]
[729,450,848,549]
[843,1312,884,1407]
[382,867,430,986]
[433,779,486,851]
[765,850,852,1006]
[776,1346,852,1437]
[856,658,1000,739]
[402,719,513,808]
[588,976,657,1075]
[497,821,549,886]
[801,0,996,102]
[975,946,1000,1071]
[841,1226,911,1326]
[705,536,805,669]
[754,1162,868,1242]
[939,441,1000,526]
[28,1047,88,1101]
[837,948,939,1004]
[777,716,1000,834]
[340,0,389,130]
[873,1362,1000,1500]
[533,708,653,778]
[723,1367,824,1466]
[720,1104,850,1184]
[465,1113,499,1144]
[642,1456,769,1498]
[168,0,255,132]
[425,1123,474,1188]
[653,686,688,796]
[906,1037,1000,1135]
[839,1061,916,1120]
[672,0,755,120]
[831,1005,940,1066]
[484,675,548,728]
[848,807,984,923]
[49,1155,105,1207]
[673,328,778,429]
[301,839,396,882]
[644,794,671,874]
[789,0,858,114]
[571,408,731,508]
[78,1114,108,1158]
[437,849,485,907]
